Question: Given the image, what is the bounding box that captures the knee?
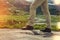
[30,5,37,10]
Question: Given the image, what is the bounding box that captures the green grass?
[2,15,60,31]
[37,15,60,22]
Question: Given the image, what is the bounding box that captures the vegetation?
[0,14,59,31]
[0,0,60,31]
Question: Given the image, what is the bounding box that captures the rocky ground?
[0,29,60,40]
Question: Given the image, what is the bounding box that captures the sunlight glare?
[57,22,60,29]
[53,0,60,5]
[26,0,35,3]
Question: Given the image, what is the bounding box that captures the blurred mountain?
[7,0,60,15]
[7,0,31,11]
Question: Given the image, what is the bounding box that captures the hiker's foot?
[40,28,53,37]
[40,28,51,33]
[21,25,34,30]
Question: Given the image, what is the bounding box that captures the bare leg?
[41,0,51,28]
[41,0,51,32]
[27,0,45,26]
[22,0,45,30]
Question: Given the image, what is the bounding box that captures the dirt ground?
[0,29,60,40]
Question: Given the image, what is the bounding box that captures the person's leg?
[22,0,45,30]
[41,0,51,33]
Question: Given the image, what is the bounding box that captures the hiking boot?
[40,28,53,37]
[21,25,34,30]
[40,28,51,33]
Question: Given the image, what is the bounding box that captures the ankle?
[26,25,34,30]
[40,28,51,33]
